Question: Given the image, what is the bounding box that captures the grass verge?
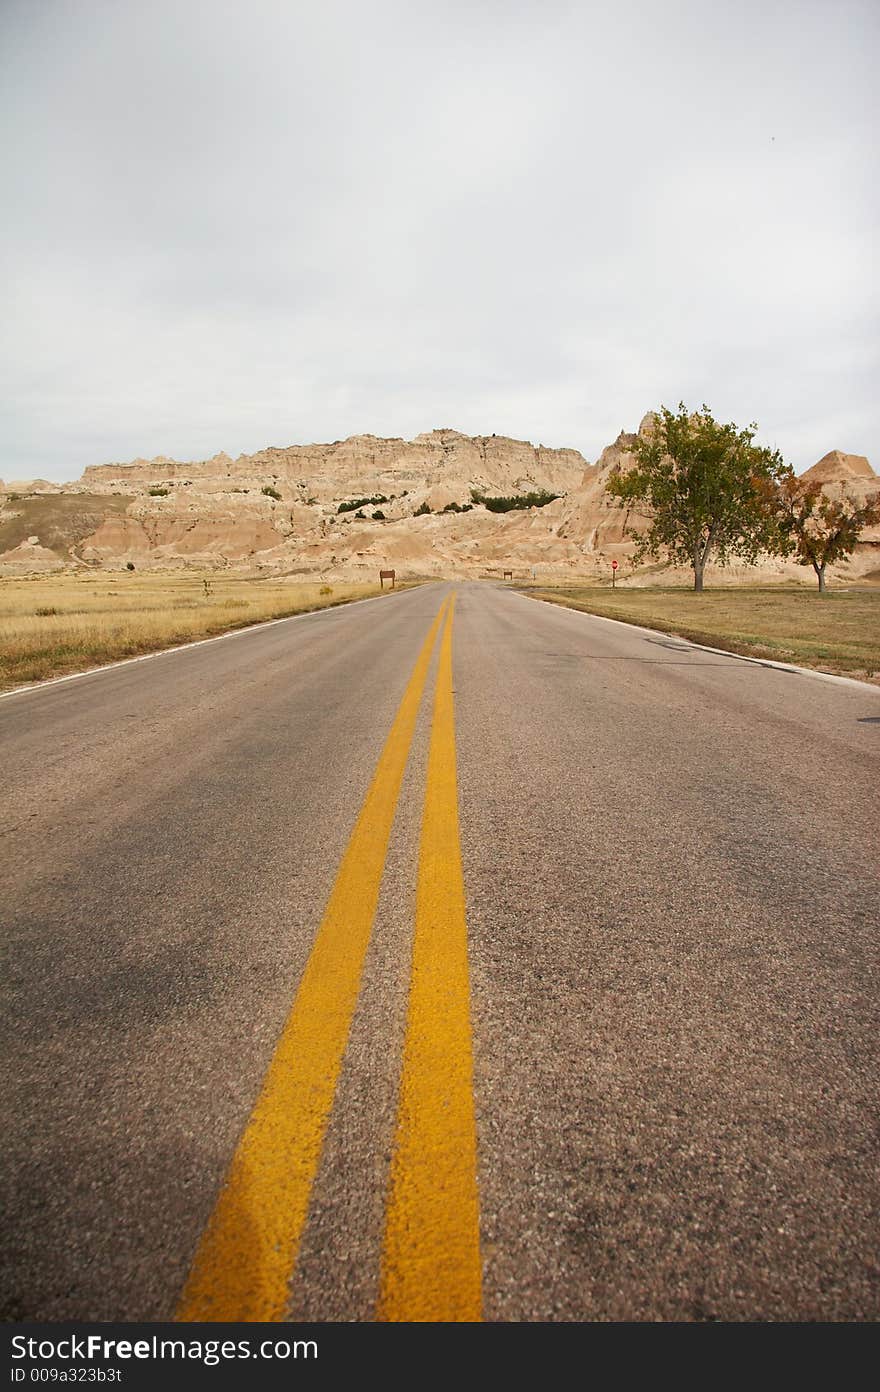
[0,573,415,690]
[521,585,880,684]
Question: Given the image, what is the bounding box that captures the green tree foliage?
[766,473,880,593]
[414,501,432,516]
[605,404,787,591]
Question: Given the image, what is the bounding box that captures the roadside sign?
[611,559,619,570]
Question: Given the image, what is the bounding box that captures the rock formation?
[2,424,877,584]
[801,451,875,485]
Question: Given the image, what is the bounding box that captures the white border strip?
[520,590,880,694]
[0,584,431,704]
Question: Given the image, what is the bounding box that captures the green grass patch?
[523,585,880,682]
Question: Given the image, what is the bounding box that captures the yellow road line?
[378,594,483,1322]
[177,596,449,1322]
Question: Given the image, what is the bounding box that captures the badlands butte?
[1,418,878,584]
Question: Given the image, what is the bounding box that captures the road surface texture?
[3,581,879,1322]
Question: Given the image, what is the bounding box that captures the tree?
[768,472,880,593]
[605,403,788,591]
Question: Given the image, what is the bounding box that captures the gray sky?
[2,0,877,483]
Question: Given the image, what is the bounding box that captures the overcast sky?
[1,0,877,483]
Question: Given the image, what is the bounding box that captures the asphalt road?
[2,581,879,1322]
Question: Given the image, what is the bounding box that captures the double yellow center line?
[177,592,481,1323]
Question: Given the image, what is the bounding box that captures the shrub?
[147,486,169,497]
[35,606,58,617]
[319,584,332,595]
[338,494,389,513]
[372,510,386,520]
[470,489,559,512]
[126,562,135,571]
[262,485,282,500]
[414,501,431,516]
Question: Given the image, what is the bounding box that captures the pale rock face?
[2,425,877,583]
[0,538,65,571]
[555,430,650,554]
[77,429,586,501]
[2,479,62,494]
[801,450,874,484]
[79,512,289,565]
[637,411,659,438]
[798,451,880,546]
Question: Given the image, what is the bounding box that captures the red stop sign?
[611,559,619,570]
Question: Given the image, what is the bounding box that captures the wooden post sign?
[503,570,513,580]
[379,569,396,589]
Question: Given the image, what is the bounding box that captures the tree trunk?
[816,562,827,593]
[693,529,715,592]
[693,540,706,592]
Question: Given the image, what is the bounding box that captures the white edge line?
[519,590,880,694]
[0,583,435,703]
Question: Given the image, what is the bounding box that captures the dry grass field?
[525,585,880,682]
[0,572,398,690]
